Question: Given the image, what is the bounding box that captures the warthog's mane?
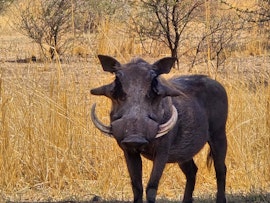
[129,57,149,66]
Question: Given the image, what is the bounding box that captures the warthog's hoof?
[182,198,193,203]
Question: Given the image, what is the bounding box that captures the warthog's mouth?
[121,134,149,149]
[91,103,178,139]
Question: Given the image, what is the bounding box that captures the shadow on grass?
[8,192,270,203]
[93,192,268,202]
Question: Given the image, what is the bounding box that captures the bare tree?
[16,0,78,60]
[132,0,204,67]
[221,0,270,23]
[189,1,243,73]
[221,0,270,55]
[132,0,240,72]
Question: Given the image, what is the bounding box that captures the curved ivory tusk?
[155,105,178,138]
[91,103,113,136]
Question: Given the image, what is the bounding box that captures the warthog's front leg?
[124,151,143,203]
[146,154,168,203]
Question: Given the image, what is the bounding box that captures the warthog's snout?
[121,134,149,148]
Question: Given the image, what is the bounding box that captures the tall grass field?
[0,1,270,202]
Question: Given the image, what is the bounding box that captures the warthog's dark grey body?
[91,55,228,203]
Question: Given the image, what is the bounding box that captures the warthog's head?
[91,55,182,151]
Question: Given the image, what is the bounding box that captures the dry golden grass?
[0,42,269,202]
[0,3,270,202]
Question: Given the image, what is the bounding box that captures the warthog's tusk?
[91,103,113,136]
[155,105,178,138]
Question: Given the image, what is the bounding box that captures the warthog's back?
[170,75,228,132]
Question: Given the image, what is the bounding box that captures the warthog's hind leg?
[208,127,227,203]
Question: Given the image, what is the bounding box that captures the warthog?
[91,55,228,203]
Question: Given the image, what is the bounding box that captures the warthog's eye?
[150,69,157,79]
[146,76,160,101]
[145,70,158,98]
[112,114,122,121]
[151,77,159,94]
[148,114,158,122]
[112,75,126,101]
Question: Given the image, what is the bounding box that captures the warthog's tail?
[207,147,213,169]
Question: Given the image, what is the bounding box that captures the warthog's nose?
[121,134,149,148]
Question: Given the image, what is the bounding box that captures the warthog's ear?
[91,83,113,97]
[98,55,121,73]
[152,57,177,75]
[91,81,126,100]
[152,78,185,97]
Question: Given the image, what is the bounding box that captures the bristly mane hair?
[130,57,148,65]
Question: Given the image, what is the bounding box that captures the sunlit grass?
[0,53,269,202]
